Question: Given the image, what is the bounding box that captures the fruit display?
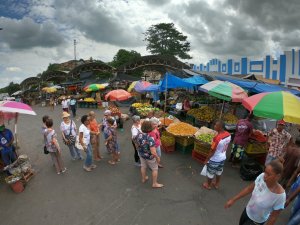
[83,97,96,102]
[161,132,175,146]
[196,133,215,144]
[166,122,198,136]
[108,106,121,115]
[131,103,151,108]
[187,106,216,122]
[223,112,238,124]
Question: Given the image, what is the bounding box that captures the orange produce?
[167,122,198,136]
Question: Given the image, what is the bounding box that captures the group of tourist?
[39,100,300,223]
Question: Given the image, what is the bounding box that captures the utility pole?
[74,39,77,62]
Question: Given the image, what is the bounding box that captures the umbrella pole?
[14,113,19,155]
[164,73,168,113]
[220,100,225,119]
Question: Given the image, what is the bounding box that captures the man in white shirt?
[61,97,69,112]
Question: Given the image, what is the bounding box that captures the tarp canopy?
[183,75,208,85]
[216,75,300,96]
[160,73,197,91]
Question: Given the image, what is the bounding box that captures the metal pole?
[164,73,168,113]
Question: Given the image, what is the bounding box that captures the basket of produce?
[194,126,216,155]
[159,116,180,127]
[161,132,175,153]
[166,122,198,137]
[166,122,198,154]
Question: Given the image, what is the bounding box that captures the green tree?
[0,82,21,95]
[144,23,192,59]
[110,49,141,68]
[47,63,60,71]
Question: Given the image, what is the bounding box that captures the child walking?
[104,118,120,165]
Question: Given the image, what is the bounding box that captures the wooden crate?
[193,139,211,156]
[175,136,194,147]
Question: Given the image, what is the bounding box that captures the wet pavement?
[0,105,290,225]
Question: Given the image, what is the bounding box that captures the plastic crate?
[194,119,211,128]
[175,136,194,146]
[192,150,208,164]
[175,143,193,154]
[185,114,195,125]
[193,139,211,156]
[245,141,267,155]
[161,144,175,153]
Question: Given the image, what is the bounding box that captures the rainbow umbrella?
[105,89,132,101]
[200,80,248,102]
[83,83,109,92]
[128,81,152,92]
[242,91,300,124]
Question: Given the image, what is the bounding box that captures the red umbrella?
[105,89,132,101]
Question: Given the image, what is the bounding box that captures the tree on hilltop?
[144,23,192,59]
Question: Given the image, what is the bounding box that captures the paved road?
[0,105,291,225]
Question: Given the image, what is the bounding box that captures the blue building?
[193,49,300,88]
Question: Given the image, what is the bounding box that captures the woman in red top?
[88,111,101,161]
[149,117,163,168]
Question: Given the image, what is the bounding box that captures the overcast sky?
[1,0,300,88]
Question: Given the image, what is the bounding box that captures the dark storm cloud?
[53,0,143,47]
[0,17,65,49]
[168,0,266,57]
[225,0,300,32]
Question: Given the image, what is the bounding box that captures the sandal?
[108,160,116,165]
[202,182,211,190]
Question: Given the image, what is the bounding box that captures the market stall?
[0,101,37,193]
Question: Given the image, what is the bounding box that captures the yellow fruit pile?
[187,106,216,122]
[223,113,238,124]
[84,98,96,102]
[132,103,151,108]
[167,122,198,136]
[161,132,175,146]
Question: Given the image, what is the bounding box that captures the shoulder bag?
[63,121,76,146]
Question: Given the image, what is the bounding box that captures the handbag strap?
[69,120,73,136]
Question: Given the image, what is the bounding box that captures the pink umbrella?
[0,101,36,150]
[105,89,132,101]
[0,101,36,115]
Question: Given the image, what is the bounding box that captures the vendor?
[183,97,191,111]
[230,113,253,167]
[266,120,291,165]
[0,125,16,166]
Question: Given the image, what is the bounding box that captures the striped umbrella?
[127,81,152,92]
[83,83,109,92]
[200,80,248,102]
[242,91,300,124]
